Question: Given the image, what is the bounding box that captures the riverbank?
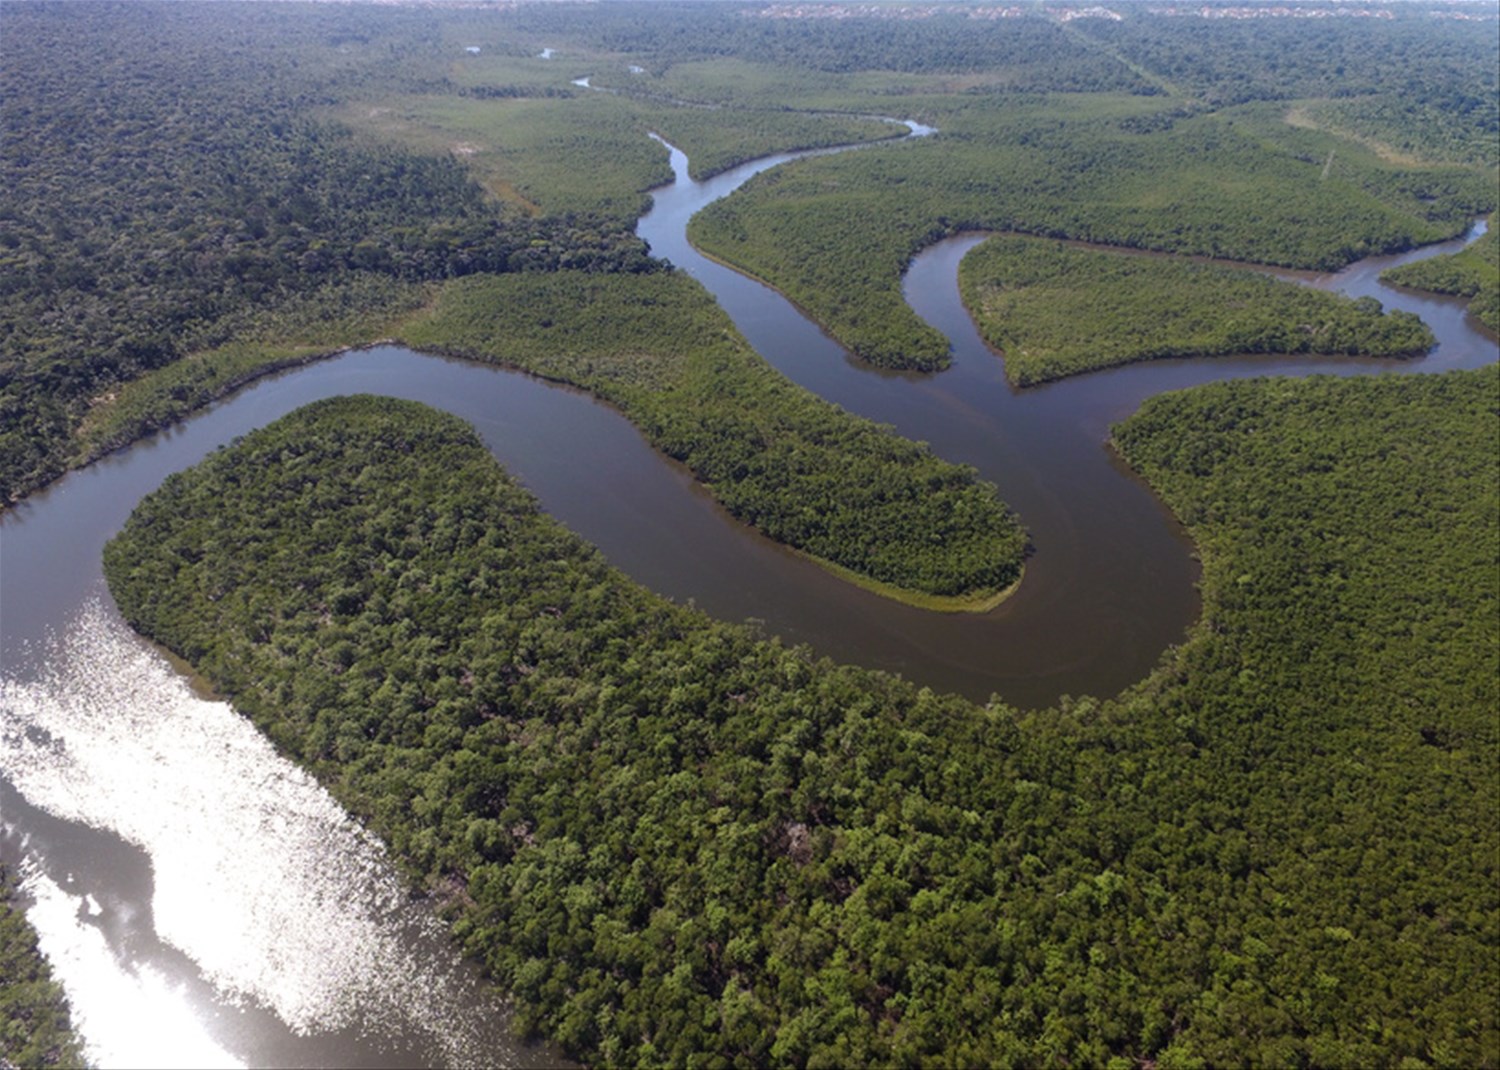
[402,269,1024,604]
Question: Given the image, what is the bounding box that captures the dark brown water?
[1,123,1493,1067]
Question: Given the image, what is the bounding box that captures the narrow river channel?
[1,124,1494,1066]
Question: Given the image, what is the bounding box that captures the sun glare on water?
[1,600,508,1067]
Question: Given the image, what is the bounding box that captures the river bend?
[1,127,1494,1067]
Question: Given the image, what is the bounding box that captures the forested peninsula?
[1382,215,1500,332]
[688,23,1496,372]
[105,371,1498,1067]
[957,235,1435,384]
[402,272,1024,602]
[0,1,1027,603]
[0,2,893,504]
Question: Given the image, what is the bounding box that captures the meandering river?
[0,123,1493,1066]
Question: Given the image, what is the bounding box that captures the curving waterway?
[2,124,1495,1066]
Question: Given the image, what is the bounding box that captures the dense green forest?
[507,2,1152,93]
[0,2,900,506]
[958,235,1434,384]
[403,272,1024,602]
[105,373,1498,1067]
[73,267,1027,604]
[7,1,1494,493]
[1382,215,1500,332]
[0,866,85,1069]
[6,3,1497,499]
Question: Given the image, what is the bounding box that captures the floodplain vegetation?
[104,369,1498,1068]
[683,9,1497,373]
[0,2,657,504]
[0,866,85,1069]
[958,235,1435,385]
[0,2,896,506]
[1382,214,1500,333]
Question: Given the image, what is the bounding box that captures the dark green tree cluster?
[1382,216,1500,332]
[403,271,1024,599]
[105,375,1498,1066]
[0,2,660,504]
[1,866,86,1069]
[959,234,1434,384]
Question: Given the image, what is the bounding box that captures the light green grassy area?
[336,94,672,219]
[337,90,904,220]
[959,234,1434,385]
[584,57,993,110]
[1288,97,1497,169]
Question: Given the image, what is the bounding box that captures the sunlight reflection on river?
[0,600,518,1068]
[15,860,241,1069]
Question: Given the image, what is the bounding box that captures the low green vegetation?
[403,271,1023,601]
[959,235,1434,385]
[338,90,904,218]
[106,371,1498,1066]
[335,93,672,221]
[1289,98,1499,170]
[1074,11,1498,157]
[648,108,904,183]
[1,865,86,1069]
[1382,216,1500,332]
[508,4,1152,94]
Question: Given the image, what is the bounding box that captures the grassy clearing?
[337,89,907,221]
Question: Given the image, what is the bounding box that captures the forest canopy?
[402,271,1026,602]
[104,373,1498,1067]
[8,6,1499,1059]
[0,866,84,1070]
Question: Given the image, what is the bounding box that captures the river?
[0,125,1494,1066]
